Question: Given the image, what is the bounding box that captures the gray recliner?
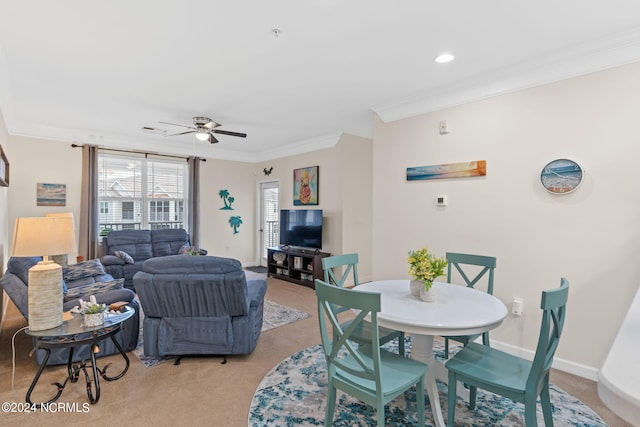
[133,255,267,361]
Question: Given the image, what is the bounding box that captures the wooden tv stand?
[267,246,330,288]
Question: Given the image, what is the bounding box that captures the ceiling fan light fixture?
[195,128,210,141]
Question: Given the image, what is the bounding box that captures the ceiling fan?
[152,116,247,144]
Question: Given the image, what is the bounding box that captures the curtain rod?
[70,144,206,161]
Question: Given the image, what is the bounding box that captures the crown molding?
[253,133,341,162]
[373,28,640,123]
[6,119,340,163]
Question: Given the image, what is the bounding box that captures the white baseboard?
[490,339,599,381]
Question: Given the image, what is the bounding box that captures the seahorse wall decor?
[229,216,242,234]
[219,189,235,210]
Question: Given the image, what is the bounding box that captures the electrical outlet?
[512,297,523,316]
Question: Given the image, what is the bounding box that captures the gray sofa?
[101,228,204,290]
[0,257,140,365]
[133,255,267,360]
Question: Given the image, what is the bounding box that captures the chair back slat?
[527,277,569,391]
[315,279,382,386]
[446,252,496,294]
[322,253,360,314]
[322,253,360,288]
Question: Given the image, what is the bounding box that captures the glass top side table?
[25,307,134,406]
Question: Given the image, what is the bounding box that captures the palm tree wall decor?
[218,189,235,210]
[229,216,243,234]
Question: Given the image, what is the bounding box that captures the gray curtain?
[79,144,99,259]
[187,157,201,249]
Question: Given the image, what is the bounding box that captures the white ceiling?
[1,1,640,162]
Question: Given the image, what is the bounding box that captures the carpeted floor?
[249,338,607,426]
[134,299,309,367]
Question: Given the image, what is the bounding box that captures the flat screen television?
[279,209,323,250]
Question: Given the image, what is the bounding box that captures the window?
[98,153,188,233]
[175,201,184,222]
[150,200,170,222]
[122,201,134,220]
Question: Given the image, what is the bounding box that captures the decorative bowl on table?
[83,312,105,327]
[79,297,108,327]
[273,251,287,265]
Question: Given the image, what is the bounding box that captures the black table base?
[26,325,130,406]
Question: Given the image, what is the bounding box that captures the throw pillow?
[180,244,207,256]
[101,255,125,265]
[114,250,135,264]
[64,278,125,301]
[62,259,106,282]
[7,257,42,285]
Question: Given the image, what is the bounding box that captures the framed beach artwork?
[37,183,67,206]
[293,166,319,206]
[407,160,487,181]
[0,144,8,187]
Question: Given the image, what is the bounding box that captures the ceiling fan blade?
[159,121,195,130]
[203,120,221,129]
[165,130,194,137]
[209,134,219,144]
[212,129,247,138]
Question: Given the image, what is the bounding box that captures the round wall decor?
[540,159,584,194]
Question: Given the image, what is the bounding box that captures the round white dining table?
[357,280,508,427]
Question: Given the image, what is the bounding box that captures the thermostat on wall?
[436,195,447,206]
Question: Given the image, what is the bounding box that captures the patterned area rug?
[248,338,607,426]
[261,300,311,332]
[134,300,309,367]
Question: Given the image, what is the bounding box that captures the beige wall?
[0,110,8,267]
[0,109,9,323]
[336,134,373,282]
[199,158,257,265]
[255,133,374,281]
[372,61,640,376]
[6,137,82,260]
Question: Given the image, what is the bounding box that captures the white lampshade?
[11,217,77,331]
[11,216,77,257]
[45,211,75,225]
[44,212,76,266]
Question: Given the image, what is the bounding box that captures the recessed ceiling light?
[434,53,455,64]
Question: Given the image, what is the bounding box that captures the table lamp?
[11,216,77,331]
[44,212,76,266]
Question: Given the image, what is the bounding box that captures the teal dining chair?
[322,253,405,356]
[443,252,497,358]
[315,279,426,427]
[446,278,569,427]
